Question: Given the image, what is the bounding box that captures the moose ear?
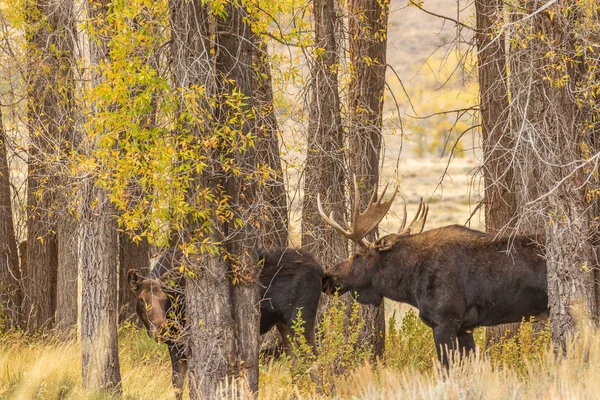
[373,234,399,252]
[127,269,144,291]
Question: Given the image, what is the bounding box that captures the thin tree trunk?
[253,38,289,354]
[302,0,347,271]
[0,107,22,330]
[118,232,149,324]
[79,185,121,391]
[347,0,390,358]
[52,0,78,336]
[254,39,289,249]
[474,0,520,346]
[80,0,122,392]
[476,0,513,236]
[55,219,78,335]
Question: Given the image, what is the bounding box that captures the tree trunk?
[168,1,238,398]
[505,0,599,349]
[254,39,289,249]
[474,0,520,346]
[80,0,122,393]
[252,38,290,354]
[118,232,150,324]
[302,0,347,270]
[347,0,390,358]
[216,3,260,394]
[23,0,79,332]
[79,184,121,392]
[0,107,22,330]
[55,219,78,335]
[476,0,514,236]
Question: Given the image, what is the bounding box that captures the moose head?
[127,269,182,342]
[318,176,428,305]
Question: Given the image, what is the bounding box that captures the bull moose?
[127,247,323,398]
[317,177,548,364]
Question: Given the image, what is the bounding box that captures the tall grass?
[0,327,175,399]
[1,310,599,399]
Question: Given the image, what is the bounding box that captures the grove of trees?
[0,0,599,397]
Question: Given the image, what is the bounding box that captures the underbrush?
[0,326,174,399]
[0,306,595,400]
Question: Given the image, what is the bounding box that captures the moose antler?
[317,175,398,249]
[397,198,429,236]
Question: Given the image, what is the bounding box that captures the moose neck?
[372,240,421,308]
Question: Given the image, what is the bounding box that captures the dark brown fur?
[322,225,548,364]
[128,247,323,398]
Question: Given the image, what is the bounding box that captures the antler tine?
[406,199,429,234]
[398,198,429,235]
[316,193,351,238]
[319,177,399,249]
[350,177,398,246]
[398,195,407,232]
[352,175,362,226]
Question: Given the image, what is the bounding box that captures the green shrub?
[290,292,372,395]
[385,309,436,372]
[487,317,552,378]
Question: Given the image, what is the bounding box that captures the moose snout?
[321,274,346,295]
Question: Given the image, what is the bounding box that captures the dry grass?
[2,314,599,400]
[0,328,176,399]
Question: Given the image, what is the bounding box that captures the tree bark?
[252,38,290,354]
[23,0,78,332]
[254,39,289,249]
[79,186,121,392]
[168,1,238,398]
[505,0,599,349]
[80,0,122,393]
[0,107,22,330]
[347,0,390,358]
[476,0,514,236]
[216,3,260,394]
[55,219,78,335]
[302,0,347,269]
[118,232,150,324]
[474,0,520,346]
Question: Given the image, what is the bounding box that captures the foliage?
[384,309,436,372]
[488,317,552,378]
[289,292,372,395]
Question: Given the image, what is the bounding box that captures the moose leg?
[457,330,476,357]
[276,321,292,358]
[168,344,188,400]
[303,319,317,355]
[432,324,458,367]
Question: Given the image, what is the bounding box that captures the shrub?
[385,309,436,372]
[487,317,552,378]
[290,292,372,395]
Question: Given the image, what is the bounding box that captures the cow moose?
[317,177,548,365]
[127,247,323,398]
